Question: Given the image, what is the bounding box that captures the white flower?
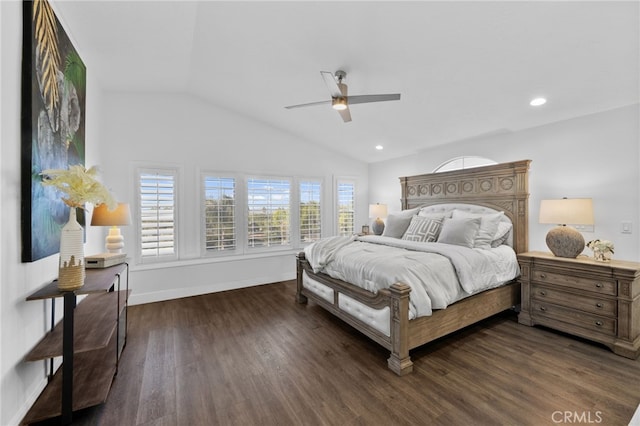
[586,239,614,254]
[41,165,117,210]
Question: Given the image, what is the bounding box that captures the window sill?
[131,248,302,272]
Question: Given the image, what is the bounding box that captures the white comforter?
[304,235,519,318]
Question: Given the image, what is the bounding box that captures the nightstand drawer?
[531,284,616,317]
[532,269,616,296]
[531,301,616,336]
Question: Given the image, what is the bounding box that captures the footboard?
[296,252,414,375]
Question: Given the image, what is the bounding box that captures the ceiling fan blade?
[284,100,331,109]
[320,71,343,98]
[347,94,401,105]
[338,106,352,123]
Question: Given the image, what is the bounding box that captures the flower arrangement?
[41,165,116,209]
[586,239,614,262]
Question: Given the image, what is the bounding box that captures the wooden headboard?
[399,159,531,253]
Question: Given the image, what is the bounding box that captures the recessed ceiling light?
[530,97,547,107]
[375,145,383,150]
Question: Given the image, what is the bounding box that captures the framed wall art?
[21,0,86,262]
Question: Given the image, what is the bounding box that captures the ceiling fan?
[285,70,401,123]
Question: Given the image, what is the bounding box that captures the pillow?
[436,217,481,248]
[451,210,504,249]
[396,207,421,217]
[401,216,443,242]
[382,213,414,238]
[491,221,513,248]
[418,210,451,220]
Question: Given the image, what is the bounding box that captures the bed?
[296,159,530,375]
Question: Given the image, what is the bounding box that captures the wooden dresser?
[517,251,640,359]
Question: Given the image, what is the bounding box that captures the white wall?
[1,2,107,424]
[369,104,640,261]
[100,91,369,305]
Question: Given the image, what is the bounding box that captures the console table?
[22,263,129,425]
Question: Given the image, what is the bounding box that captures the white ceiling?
[55,1,639,163]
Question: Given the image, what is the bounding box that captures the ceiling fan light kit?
[285,70,401,122]
[332,97,348,110]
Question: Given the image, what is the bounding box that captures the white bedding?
[304,235,519,318]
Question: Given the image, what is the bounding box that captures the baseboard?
[128,272,295,306]
[10,374,48,426]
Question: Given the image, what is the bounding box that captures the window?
[203,176,236,253]
[433,156,497,173]
[138,170,177,261]
[337,181,355,236]
[247,178,291,248]
[299,180,322,244]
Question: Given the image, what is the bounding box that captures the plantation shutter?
[299,180,321,243]
[247,178,291,248]
[337,181,355,236]
[204,176,236,252]
[139,171,176,259]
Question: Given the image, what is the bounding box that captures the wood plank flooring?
[35,280,640,426]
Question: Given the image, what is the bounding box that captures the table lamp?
[369,203,388,235]
[539,198,593,258]
[91,202,132,254]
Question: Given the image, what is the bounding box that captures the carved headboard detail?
[399,159,531,253]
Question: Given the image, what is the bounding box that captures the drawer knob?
[539,306,547,312]
[539,273,547,279]
[596,303,603,308]
[595,321,603,327]
[539,290,547,296]
[595,283,603,288]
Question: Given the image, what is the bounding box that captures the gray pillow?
[382,213,414,238]
[401,216,443,242]
[437,217,482,248]
[451,210,504,249]
[491,221,512,247]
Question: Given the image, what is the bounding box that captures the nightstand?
[517,251,640,359]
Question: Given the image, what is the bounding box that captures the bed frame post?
[296,252,308,304]
[387,283,413,375]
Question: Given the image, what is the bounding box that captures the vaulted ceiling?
[54,1,639,163]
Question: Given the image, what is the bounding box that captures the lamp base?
[372,218,385,235]
[105,226,125,254]
[546,225,585,258]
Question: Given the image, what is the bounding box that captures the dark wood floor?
[45,280,640,426]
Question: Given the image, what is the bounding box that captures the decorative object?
[361,225,369,235]
[41,165,116,290]
[369,203,388,235]
[539,198,594,258]
[21,0,87,262]
[91,203,132,254]
[587,239,614,262]
[57,208,85,290]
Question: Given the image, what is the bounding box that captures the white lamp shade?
[369,203,388,219]
[539,198,594,225]
[91,202,132,226]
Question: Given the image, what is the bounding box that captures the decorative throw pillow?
[382,213,414,238]
[401,216,443,242]
[491,221,513,248]
[451,210,504,249]
[437,217,482,248]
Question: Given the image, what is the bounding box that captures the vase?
[58,208,85,291]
